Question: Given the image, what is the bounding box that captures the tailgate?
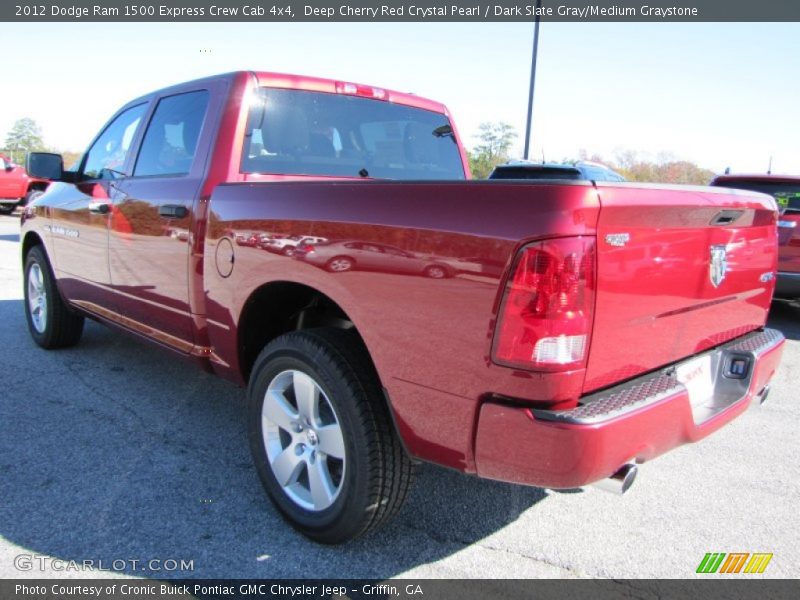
[585,182,778,393]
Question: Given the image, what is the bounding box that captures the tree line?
[1,118,81,168]
[467,121,717,184]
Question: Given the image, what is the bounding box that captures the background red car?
[711,174,800,298]
[0,153,50,214]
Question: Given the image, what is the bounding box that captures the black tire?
[247,327,413,544]
[23,245,84,349]
[0,204,16,215]
[325,256,354,273]
[24,189,45,206]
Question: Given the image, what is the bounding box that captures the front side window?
[242,88,465,180]
[134,90,210,177]
[83,104,147,180]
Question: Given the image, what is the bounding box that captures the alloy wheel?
[27,263,47,333]
[261,369,346,511]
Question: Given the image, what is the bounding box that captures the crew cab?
[20,72,785,543]
[0,153,49,214]
[711,173,800,298]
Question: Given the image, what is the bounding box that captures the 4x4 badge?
[710,245,728,288]
[604,233,630,247]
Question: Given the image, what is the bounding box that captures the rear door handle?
[88,202,110,214]
[159,205,189,219]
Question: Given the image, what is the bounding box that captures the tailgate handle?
[159,205,189,219]
[710,210,744,226]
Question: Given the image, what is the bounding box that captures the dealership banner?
[3,0,800,22]
[3,580,800,600]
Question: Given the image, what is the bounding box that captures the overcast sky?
[1,21,797,174]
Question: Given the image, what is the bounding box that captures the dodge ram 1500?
[21,71,785,543]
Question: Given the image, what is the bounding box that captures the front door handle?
[159,205,189,219]
[88,202,110,214]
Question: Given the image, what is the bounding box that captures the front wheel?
[325,256,354,273]
[24,246,84,348]
[247,328,413,543]
[424,264,450,279]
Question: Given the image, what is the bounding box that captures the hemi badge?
[760,272,775,283]
[605,233,630,247]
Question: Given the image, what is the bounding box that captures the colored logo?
[696,552,773,574]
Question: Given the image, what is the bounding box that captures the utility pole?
[523,0,543,161]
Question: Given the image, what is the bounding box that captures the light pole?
[523,0,543,161]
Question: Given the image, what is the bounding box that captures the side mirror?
[26,152,64,181]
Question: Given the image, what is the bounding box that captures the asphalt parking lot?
[0,211,798,580]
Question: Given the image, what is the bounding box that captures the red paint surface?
[19,71,786,484]
[0,152,48,200]
[586,182,777,392]
[474,337,784,488]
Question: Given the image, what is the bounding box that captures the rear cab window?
[241,88,465,180]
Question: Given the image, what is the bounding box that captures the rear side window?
[83,103,146,180]
[241,87,465,180]
[134,90,209,177]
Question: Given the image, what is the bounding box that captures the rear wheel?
[24,246,84,349]
[247,327,413,543]
[0,204,16,215]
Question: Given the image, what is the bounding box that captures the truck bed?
[203,179,778,471]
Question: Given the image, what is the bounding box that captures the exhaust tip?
[592,463,638,495]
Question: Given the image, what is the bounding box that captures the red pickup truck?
[0,153,49,214]
[21,72,785,543]
[711,174,800,298]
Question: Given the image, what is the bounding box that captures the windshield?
[241,87,465,180]
[715,181,800,214]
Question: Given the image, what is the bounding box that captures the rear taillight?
[492,236,596,371]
